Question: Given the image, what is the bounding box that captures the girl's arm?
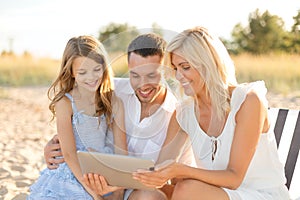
[134,91,268,190]
[111,94,127,155]
[55,97,101,199]
[109,94,128,199]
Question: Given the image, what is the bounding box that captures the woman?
[133,27,290,200]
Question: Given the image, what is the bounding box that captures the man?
[44,33,194,200]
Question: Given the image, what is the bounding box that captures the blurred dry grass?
[0,55,59,86]
[109,52,128,77]
[0,53,299,94]
[232,53,300,94]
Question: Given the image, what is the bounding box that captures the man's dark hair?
[127,33,166,61]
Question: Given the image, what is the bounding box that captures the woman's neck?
[194,91,228,137]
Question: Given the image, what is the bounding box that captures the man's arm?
[44,134,64,169]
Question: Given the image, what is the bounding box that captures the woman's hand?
[132,160,177,188]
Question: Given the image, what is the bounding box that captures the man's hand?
[83,173,123,197]
[44,134,64,169]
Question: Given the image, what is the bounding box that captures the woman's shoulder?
[231,81,268,112]
[234,81,267,96]
[242,90,264,111]
[235,88,268,129]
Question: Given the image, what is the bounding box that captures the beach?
[0,86,299,200]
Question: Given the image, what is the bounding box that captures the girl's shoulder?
[56,94,72,105]
[111,91,122,104]
[111,92,123,113]
[55,95,73,116]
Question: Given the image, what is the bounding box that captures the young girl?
[28,35,127,200]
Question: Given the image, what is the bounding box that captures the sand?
[0,87,55,200]
[0,86,299,200]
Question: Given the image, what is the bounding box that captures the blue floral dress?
[27,93,114,200]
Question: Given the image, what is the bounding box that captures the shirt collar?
[114,78,177,113]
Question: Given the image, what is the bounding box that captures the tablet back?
[77,151,155,190]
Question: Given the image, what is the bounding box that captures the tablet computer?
[77,151,155,190]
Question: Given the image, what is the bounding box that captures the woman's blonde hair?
[48,35,114,125]
[165,26,237,120]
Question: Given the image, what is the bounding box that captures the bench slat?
[270,108,300,200]
[285,111,300,189]
[274,109,288,147]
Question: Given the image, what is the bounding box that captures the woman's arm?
[55,97,101,199]
[134,91,268,190]
[156,111,189,164]
[224,91,268,188]
[132,111,190,188]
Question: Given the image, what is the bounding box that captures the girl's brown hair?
[47,35,114,125]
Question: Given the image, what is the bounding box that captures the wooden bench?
[269,108,300,200]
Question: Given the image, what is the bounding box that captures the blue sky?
[1,0,299,59]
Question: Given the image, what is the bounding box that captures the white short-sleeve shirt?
[114,78,178,162]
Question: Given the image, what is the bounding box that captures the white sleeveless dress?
[176,81,290,200]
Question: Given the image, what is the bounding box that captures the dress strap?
[65,93,73,101]
[65,93,79,113]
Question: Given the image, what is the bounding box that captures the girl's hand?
[83,173,123,196]
[92,193,104,200]
[132,160,176,188]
